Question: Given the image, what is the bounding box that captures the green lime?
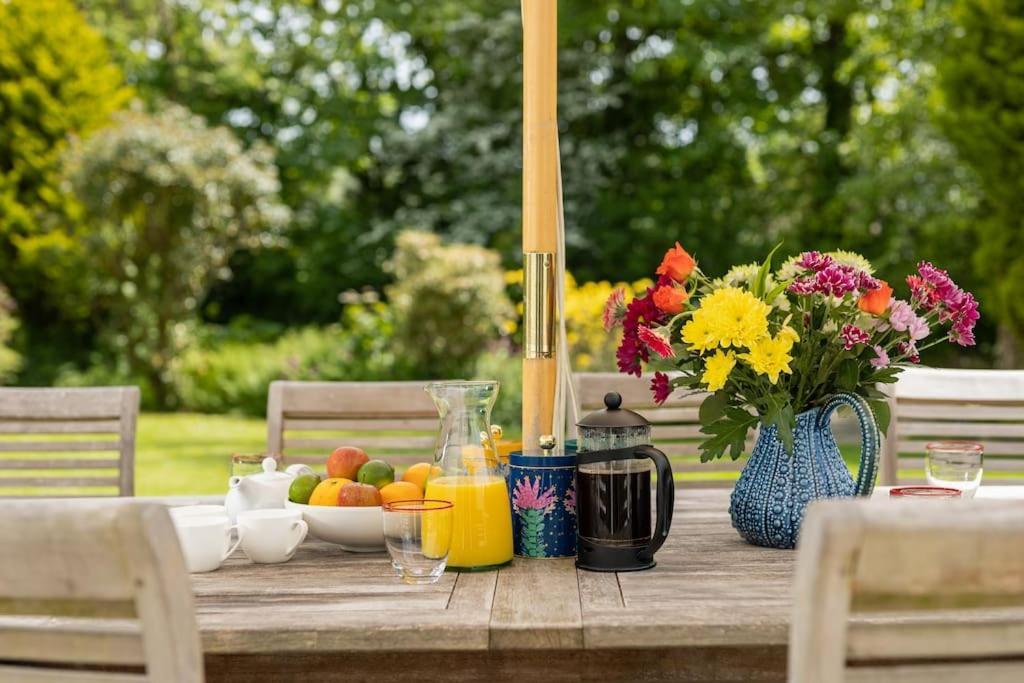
[288,473,321,504]
[356,459,395,489]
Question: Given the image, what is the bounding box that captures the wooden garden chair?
[575,372,754,486]
[882,367,1024,485]
[266,381,438,469]
[0,386,140,497]
[789,497,1024,682]
[0,500,203,682]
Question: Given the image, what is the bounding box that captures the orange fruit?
[401,462,438,493]
[380,481,423,505]
[308,477,352,506]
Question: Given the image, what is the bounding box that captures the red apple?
[327,446,369,480]
[337,482,382,507]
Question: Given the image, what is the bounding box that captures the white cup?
[237,509,308,564]
[169,504,228,519]
[173,515,243,573]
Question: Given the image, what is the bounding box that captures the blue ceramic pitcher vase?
[729,392,880,549]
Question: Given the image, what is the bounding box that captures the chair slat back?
[0,500,203,682]
[267,381,438,469]
[883,368,1024,485]
[0,387,140,497]
[575,373,753,486]
[790,499,1024,683]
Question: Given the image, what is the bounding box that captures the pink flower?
[870,345,890,368]
[638,325,675,359]
[650,371,672,405]
[897,340,921,364]
[888,300,917,332]
[602,288,627,332]
[512,476,556,512]
[907,316,930,341]
[787,278,817,295]
[796,251,834,272]
[948,292,979,347]
[840,324,871,350]
[790,263,863,298]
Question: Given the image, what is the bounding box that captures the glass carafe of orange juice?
[424,380,512,571]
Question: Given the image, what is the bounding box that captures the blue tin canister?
[508,451,577,558]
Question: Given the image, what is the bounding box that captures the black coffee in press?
[577,462,651,547]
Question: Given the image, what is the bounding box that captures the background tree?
[61,105,290,405]
[937,0,1024,365]
[0,0,130,352]
[0,285,20,384]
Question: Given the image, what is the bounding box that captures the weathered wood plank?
[490,558,583,650]
[0,420,121,434]
[0,441,120,453]
[0,477,121,488]
[0,459,120,470]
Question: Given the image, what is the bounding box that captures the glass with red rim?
[382,499,454,585]
[925,441,984,499]
[890,485,962,498]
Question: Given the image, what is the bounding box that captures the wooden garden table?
[194,489,790,682]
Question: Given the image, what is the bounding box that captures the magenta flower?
[638,325,675,359]
[840,324,871,350]
[512,476,556,512]
[789,263,866,298]
[796,251,834,272]
[948,292,980,347]
[603,288,626,332]
[650,371,672,405]
[870,345,890,368]
[897,340,921,364]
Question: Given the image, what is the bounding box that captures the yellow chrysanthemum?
[681,316,716,352]
[739,334,794,384]
[701,350,736,392]
[699,287,771,349]
[776,325,800,352]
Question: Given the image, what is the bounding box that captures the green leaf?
[751,242,782,298]
[837,359,860,391]
[868,398,892,435]
[699,391,729,425]
[700,412,758,462]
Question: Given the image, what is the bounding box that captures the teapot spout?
[228,475,243,489]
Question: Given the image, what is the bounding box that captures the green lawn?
[136,413,265,496]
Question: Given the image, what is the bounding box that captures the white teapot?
[225,457,293,523]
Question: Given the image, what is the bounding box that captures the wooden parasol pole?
[521,0,558,454]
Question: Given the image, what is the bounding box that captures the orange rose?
[652,285,688,314]
[656,242,696,282]
[858,280,893,315]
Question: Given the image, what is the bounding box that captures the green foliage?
[0,0,129,240]
[385,231,515,379]
[937,0,1024,345]
[0,285,20,383]
[60,105,289,406]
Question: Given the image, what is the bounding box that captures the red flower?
[651,372,672,405]
[652,285,688,314]
[655,242,696,282]
[615,289,665,376]
[637,325,675,359]
[602,288,627,331]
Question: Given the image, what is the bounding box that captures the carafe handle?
[816,392,880,496]
[634,445,674,561]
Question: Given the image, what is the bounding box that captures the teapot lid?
[250,456,291,483]
[576,392,650,429]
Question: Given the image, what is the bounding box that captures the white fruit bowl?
[285,501,385,552]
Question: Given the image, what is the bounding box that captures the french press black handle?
[633,445,674,561]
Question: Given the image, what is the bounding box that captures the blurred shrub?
[172,305,410,415]
[474,347,522,434]
[0,286,21,384]
[61,105,289,407]
[0,0,130,245]
[505,270,652,371]
[386,231,515,379]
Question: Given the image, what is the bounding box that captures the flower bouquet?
[605,242,980,548]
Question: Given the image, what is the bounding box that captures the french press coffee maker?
[575,392,674,571]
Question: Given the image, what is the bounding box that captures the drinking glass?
[383,500,454,585]
[925,441,984,498]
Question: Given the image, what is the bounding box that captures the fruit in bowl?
[337,482,382,507]
[327,446,369,480]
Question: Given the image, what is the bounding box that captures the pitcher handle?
[633,446,674,561]
[816,392,880,496]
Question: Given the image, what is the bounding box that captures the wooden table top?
[192,488,795,655]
